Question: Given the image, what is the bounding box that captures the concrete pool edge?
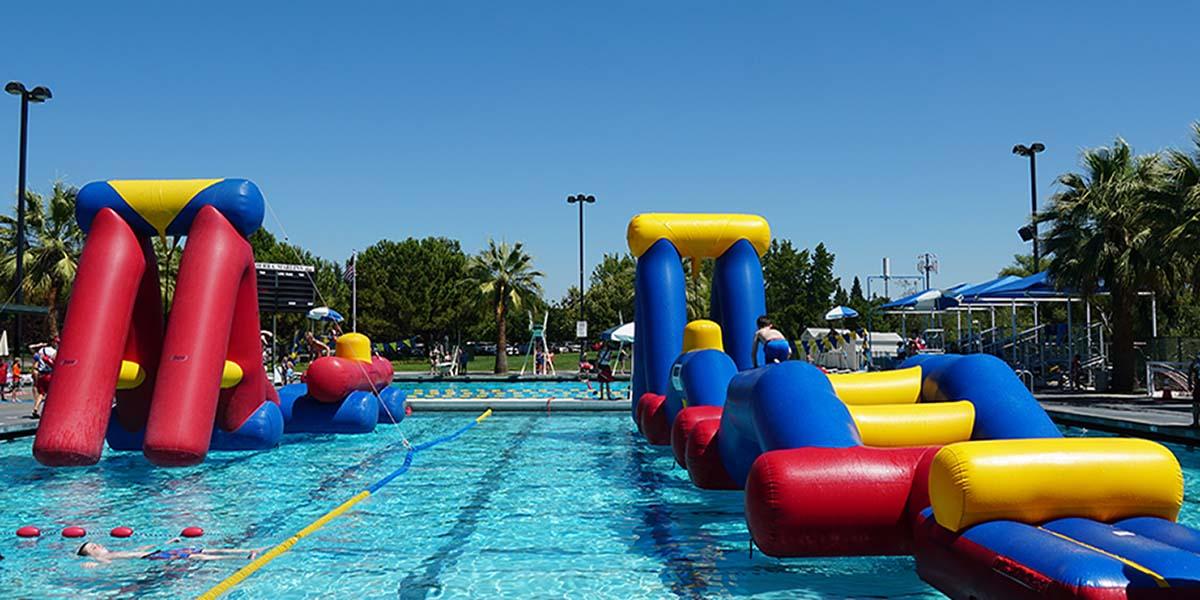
[407,398,629,411]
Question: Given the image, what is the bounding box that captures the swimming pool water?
[396,380,629,400]
[2,417,1199,599]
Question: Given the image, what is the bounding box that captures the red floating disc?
[16,526,40,538]
[61,526,87,538]
[110,526,134,538]
[180,526,204,538]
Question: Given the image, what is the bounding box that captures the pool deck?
[0,397,38,440]
[1037,392,1200,446]
[5,391,1200,446]
[407,397,628,412]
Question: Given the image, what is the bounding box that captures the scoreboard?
[256,262,317,313]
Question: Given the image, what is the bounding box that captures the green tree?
[998,253,1040,278]
[1039,138,1173,391]
[761,240,812,337]
[249,228,349,343]
[0,182,84,338]
[153,236,182,312]
[833,284,850,307]
[354,237,474,341]
[809,243,838,314]
[586,253,636,333]
[684,258,713,321]
[468,240,544,373]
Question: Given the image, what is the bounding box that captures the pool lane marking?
[196,409,494,600]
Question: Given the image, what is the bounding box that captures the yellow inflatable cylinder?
[115,360,146,390]
[626,213,771,258]
[335,333,372,363]
[220,361,244,389]
[847,401,974,447]
[929,438,1183,532]
[683,320,723,352]
[827,367,922,405]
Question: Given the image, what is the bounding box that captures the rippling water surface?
[2,413,1198,599]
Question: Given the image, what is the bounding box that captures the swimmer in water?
[76,538,262,566]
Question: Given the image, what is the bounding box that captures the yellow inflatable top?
[929,438,1183,532]
[626,213,770,258]
[682,320,723,352]
[335,333,373,363]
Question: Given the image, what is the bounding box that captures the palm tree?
[153,236,182,312]
[683,258,711,320]
[1038,139,1174,391]
[0,182,85,338]
[1165,122,1200,288]
[468,240,543,373]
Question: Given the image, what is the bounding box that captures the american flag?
[343,254,356,283]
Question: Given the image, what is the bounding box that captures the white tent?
[799,328,903,371]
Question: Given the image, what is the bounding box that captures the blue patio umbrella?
[306,306,345,322]
[824,305,860,321]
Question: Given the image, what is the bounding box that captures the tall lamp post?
[1012,142,1045,273]
[5,81,52,358]
[567,194,595,366]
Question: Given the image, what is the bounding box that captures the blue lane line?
[367,419,480,493]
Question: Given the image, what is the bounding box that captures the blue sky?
[3,2,1199,300]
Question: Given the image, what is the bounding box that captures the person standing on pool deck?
[751,316,791,368]
[31,337,57,418]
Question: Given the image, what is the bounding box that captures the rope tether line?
[196,409,493,600]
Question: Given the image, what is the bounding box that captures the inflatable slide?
[627,212,1200,598]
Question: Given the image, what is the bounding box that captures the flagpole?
[351,251,358,333]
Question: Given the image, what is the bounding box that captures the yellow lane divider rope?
[197,409,494,599]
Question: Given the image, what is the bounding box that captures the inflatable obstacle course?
[278,333,405,433]
[34,179,406,468]
[35,179,281,467]
[626,211,1200,598]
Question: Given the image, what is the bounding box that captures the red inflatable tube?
[671,406,723,468]
[217,260,273,433]
[744,445,939,557]
[305,355,393,403]
[684,416,738,490]
[144,206,260,466]
[34,208,153,466]
[636,393,670,445]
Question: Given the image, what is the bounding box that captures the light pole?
[567,194,595,366]
[5,81,52,358]
[1013,142,1045,273]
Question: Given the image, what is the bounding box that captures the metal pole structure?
[1086,301,1093,363]
[1013,143,1045,272]
[1067,298,1073,364]
[1028,151,1039,272]
[990,307,996,352]
[567,194,595,367]
[1151,292,1158,338]
[1010,300,1017,364]
[5,82,52,360]
[1034,302,1042,383]
[14,92,27,356]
